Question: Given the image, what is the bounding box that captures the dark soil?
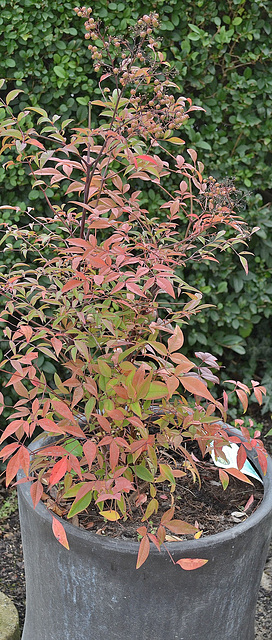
[59,463,264,541]
[0,412,272,635]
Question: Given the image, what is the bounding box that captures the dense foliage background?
[0,0,271,412]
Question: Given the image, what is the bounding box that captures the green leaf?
[85,398,96,422]
[159,464,176,486]
[53,66,66,79]
[67,491,93,518]
[233,17,242,26]
[63,482,84,499]
[6,89,24,105]
[145,382,168,400]
[134,465,154,482]
[64,439,83,457]
[97,359,111,377]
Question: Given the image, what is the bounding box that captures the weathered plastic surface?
[0,591,20,640]
[17,436,272,640]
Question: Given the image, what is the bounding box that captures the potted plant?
[0,9,271,640]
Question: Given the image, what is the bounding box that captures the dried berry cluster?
[74,6,190,141]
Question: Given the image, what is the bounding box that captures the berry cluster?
[75,7,191,142]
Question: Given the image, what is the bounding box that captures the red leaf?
[135,155,159,165]
[126,282,146,297]
[136,534,150,569]
[137,526,147,537]
[49,457,68,486]
[237,444,247,471]
[256,448,267,475]
[18,446,30,476]
[62,278,82,293]
[244,495,254,511]
[180,376,215,403]
[84,378,98,398]
[52,400,76,423]
[148,533,161,552]
[160,507,175,525]
[0,391,4,416]
[0,420,24,444]
[83,441,97,469]
[96,415,111,433]
[110,440,119,471]
[26,138,45,150]
[38,418,64,434]
[0,442,20,460]
[52,516,69,550]
[51,337,63,357]
[156,277,175,299]
[254,387,264,405]
[176,558,208,571]
[30,480,43,509]
[106,409,125,421]
[6,451,21,487]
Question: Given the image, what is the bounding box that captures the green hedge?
[0,0,272,410]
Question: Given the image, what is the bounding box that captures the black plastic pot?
[17,434,272,640]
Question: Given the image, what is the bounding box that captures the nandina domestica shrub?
[0,9,267,569]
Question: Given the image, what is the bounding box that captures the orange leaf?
[176,558,208,571]
[236,389,248,413]
[30,480,43,509]
[20,325,33,343]
[136,534,150,569]
[165,519,197,535]
[26,138,45,150]
[166,375,180,397]
[254,387,264,405]
[62,279,82,293]
[168,325,184,353]
[180,376,215,403]
[219,469,229,490]
[52,516,69,549]
[226,467,253,485]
